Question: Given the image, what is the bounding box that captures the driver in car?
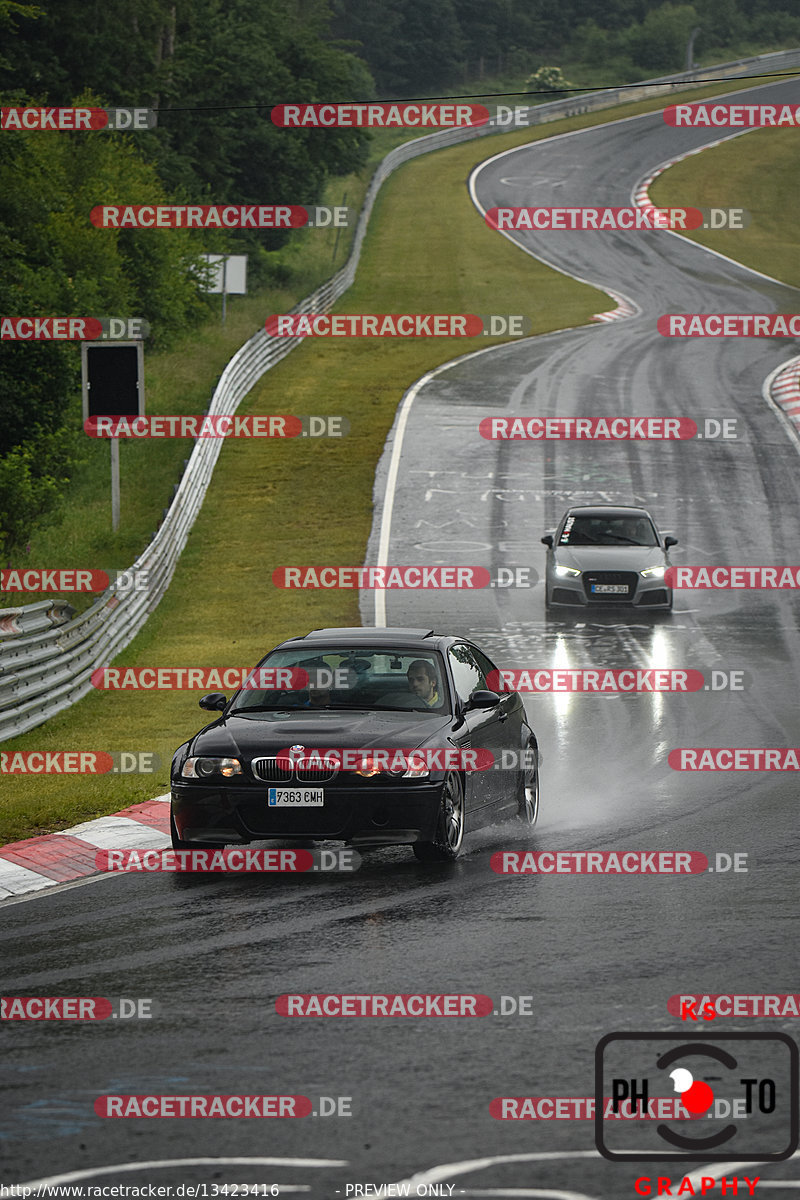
[406,660,440,707]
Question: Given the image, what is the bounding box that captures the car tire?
[517,743,539,827]
[412,772,465,862]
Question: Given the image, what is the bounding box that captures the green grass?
[649,125,800,286]
[0,73,781,843]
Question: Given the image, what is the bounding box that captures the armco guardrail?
[1,48,798,741]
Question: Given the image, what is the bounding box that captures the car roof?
[275,627,448,651]
[564,505,654,518]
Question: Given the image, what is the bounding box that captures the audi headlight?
[182,756,242,779]
[555,564,581,578]
[640,566,666,579]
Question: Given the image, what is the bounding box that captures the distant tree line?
[330,0,800,94]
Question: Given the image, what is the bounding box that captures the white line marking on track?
[391,1150,601,1194]
[13,1157,348,1189]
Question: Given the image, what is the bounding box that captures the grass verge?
[649,125,800,286]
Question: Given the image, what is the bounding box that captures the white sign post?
[198,254,248,325]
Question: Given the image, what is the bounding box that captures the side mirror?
[466,689,501,710]
[541,534,554,548]
[664,536,678,549]
[199,692,227,711]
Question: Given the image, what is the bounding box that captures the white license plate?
[268,788,324,807]
[592,584,629,594]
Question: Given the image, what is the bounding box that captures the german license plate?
[592,584,629,594]
[268,788,324,807]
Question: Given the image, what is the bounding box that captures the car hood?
[188,709,453,758]
[554,545,666,571]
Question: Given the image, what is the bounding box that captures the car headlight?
[640,566,666,579]
[354,752,430,780]
[555,564,582,578]
[181,756,242,779]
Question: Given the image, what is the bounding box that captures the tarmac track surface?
[3,79,800,1198]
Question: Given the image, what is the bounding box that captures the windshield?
[229,647,451,714]
[559,513,659,547]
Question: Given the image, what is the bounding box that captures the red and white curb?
[0,796,170,899]
[769,356,800,435]
[593,287,638,323]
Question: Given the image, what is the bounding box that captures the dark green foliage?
[0,0,372,554]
